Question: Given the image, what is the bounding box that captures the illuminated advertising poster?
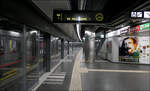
[119,37,140,62]
[138,37,150,64]
[119,36,150,64]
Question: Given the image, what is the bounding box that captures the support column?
[104,30,106,39]
[68,41,69,55]
[44,33,51,72]
[37,31,40,73]
[61,39,64,59]
[72,42,73,54]
[22,25,27,91]
[84,31,95,63]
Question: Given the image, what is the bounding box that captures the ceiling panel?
[33,0,70,19]
[33,0,79,41]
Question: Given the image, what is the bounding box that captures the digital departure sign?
[53,10,104,23]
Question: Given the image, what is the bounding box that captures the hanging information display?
[131,11,150,19]
[53,10,104,23]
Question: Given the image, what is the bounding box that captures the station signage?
[140,22,150,32]
[128,22,150,34]
[131,11,150,19]
[128,25,140,34]
[131,11,143,18]
[144,11,150,18]
[106,26,130,38]
[53,10,104,23]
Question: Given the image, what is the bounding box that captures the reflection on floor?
[36,49,150,91]
[81,62,150,91]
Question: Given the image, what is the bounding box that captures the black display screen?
[53,10,104,23]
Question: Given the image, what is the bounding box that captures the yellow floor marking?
[69,49,150,91]
[69,49,82,91]
[80,68,88,73]
[2,68,16,76]
[0,72,17,81]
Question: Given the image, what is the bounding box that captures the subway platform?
[34,49,150,91]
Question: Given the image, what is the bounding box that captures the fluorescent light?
[51,37,59,42]
[76,24,82,41]
[85,31,91,35]
[83,37,85,40]
[9,31,20,36]
[30,30,37,34]
[85,31,95,37]
[100,34,104,38]
[142,20,148,23]
[77,16,81,21]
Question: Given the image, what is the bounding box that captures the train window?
[0,32,22,91]
[0,17,23,91]
[8,39,17,53]
[0,36,5,56]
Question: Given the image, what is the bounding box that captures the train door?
[0,18,23,91]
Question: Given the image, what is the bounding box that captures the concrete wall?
[98,37,119,62]
[112,37,119,62]
[98,40,107,59]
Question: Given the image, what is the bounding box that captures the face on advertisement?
[124,38,138,54]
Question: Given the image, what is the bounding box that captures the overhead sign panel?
[131,11,143,18]
[140,22,150,31]
[144,11,150,18]
[131,11,150,19]
[128,22,150,34]
[53,10,104,23]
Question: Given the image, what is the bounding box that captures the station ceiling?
[84,0,147,23]
[70,0,149,33]
[0,0,149,41]
[33,0,148,39]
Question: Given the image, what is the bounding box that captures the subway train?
[0,17,69,91]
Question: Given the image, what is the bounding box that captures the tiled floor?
[36,49,79,91]
[36,49,150,91]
